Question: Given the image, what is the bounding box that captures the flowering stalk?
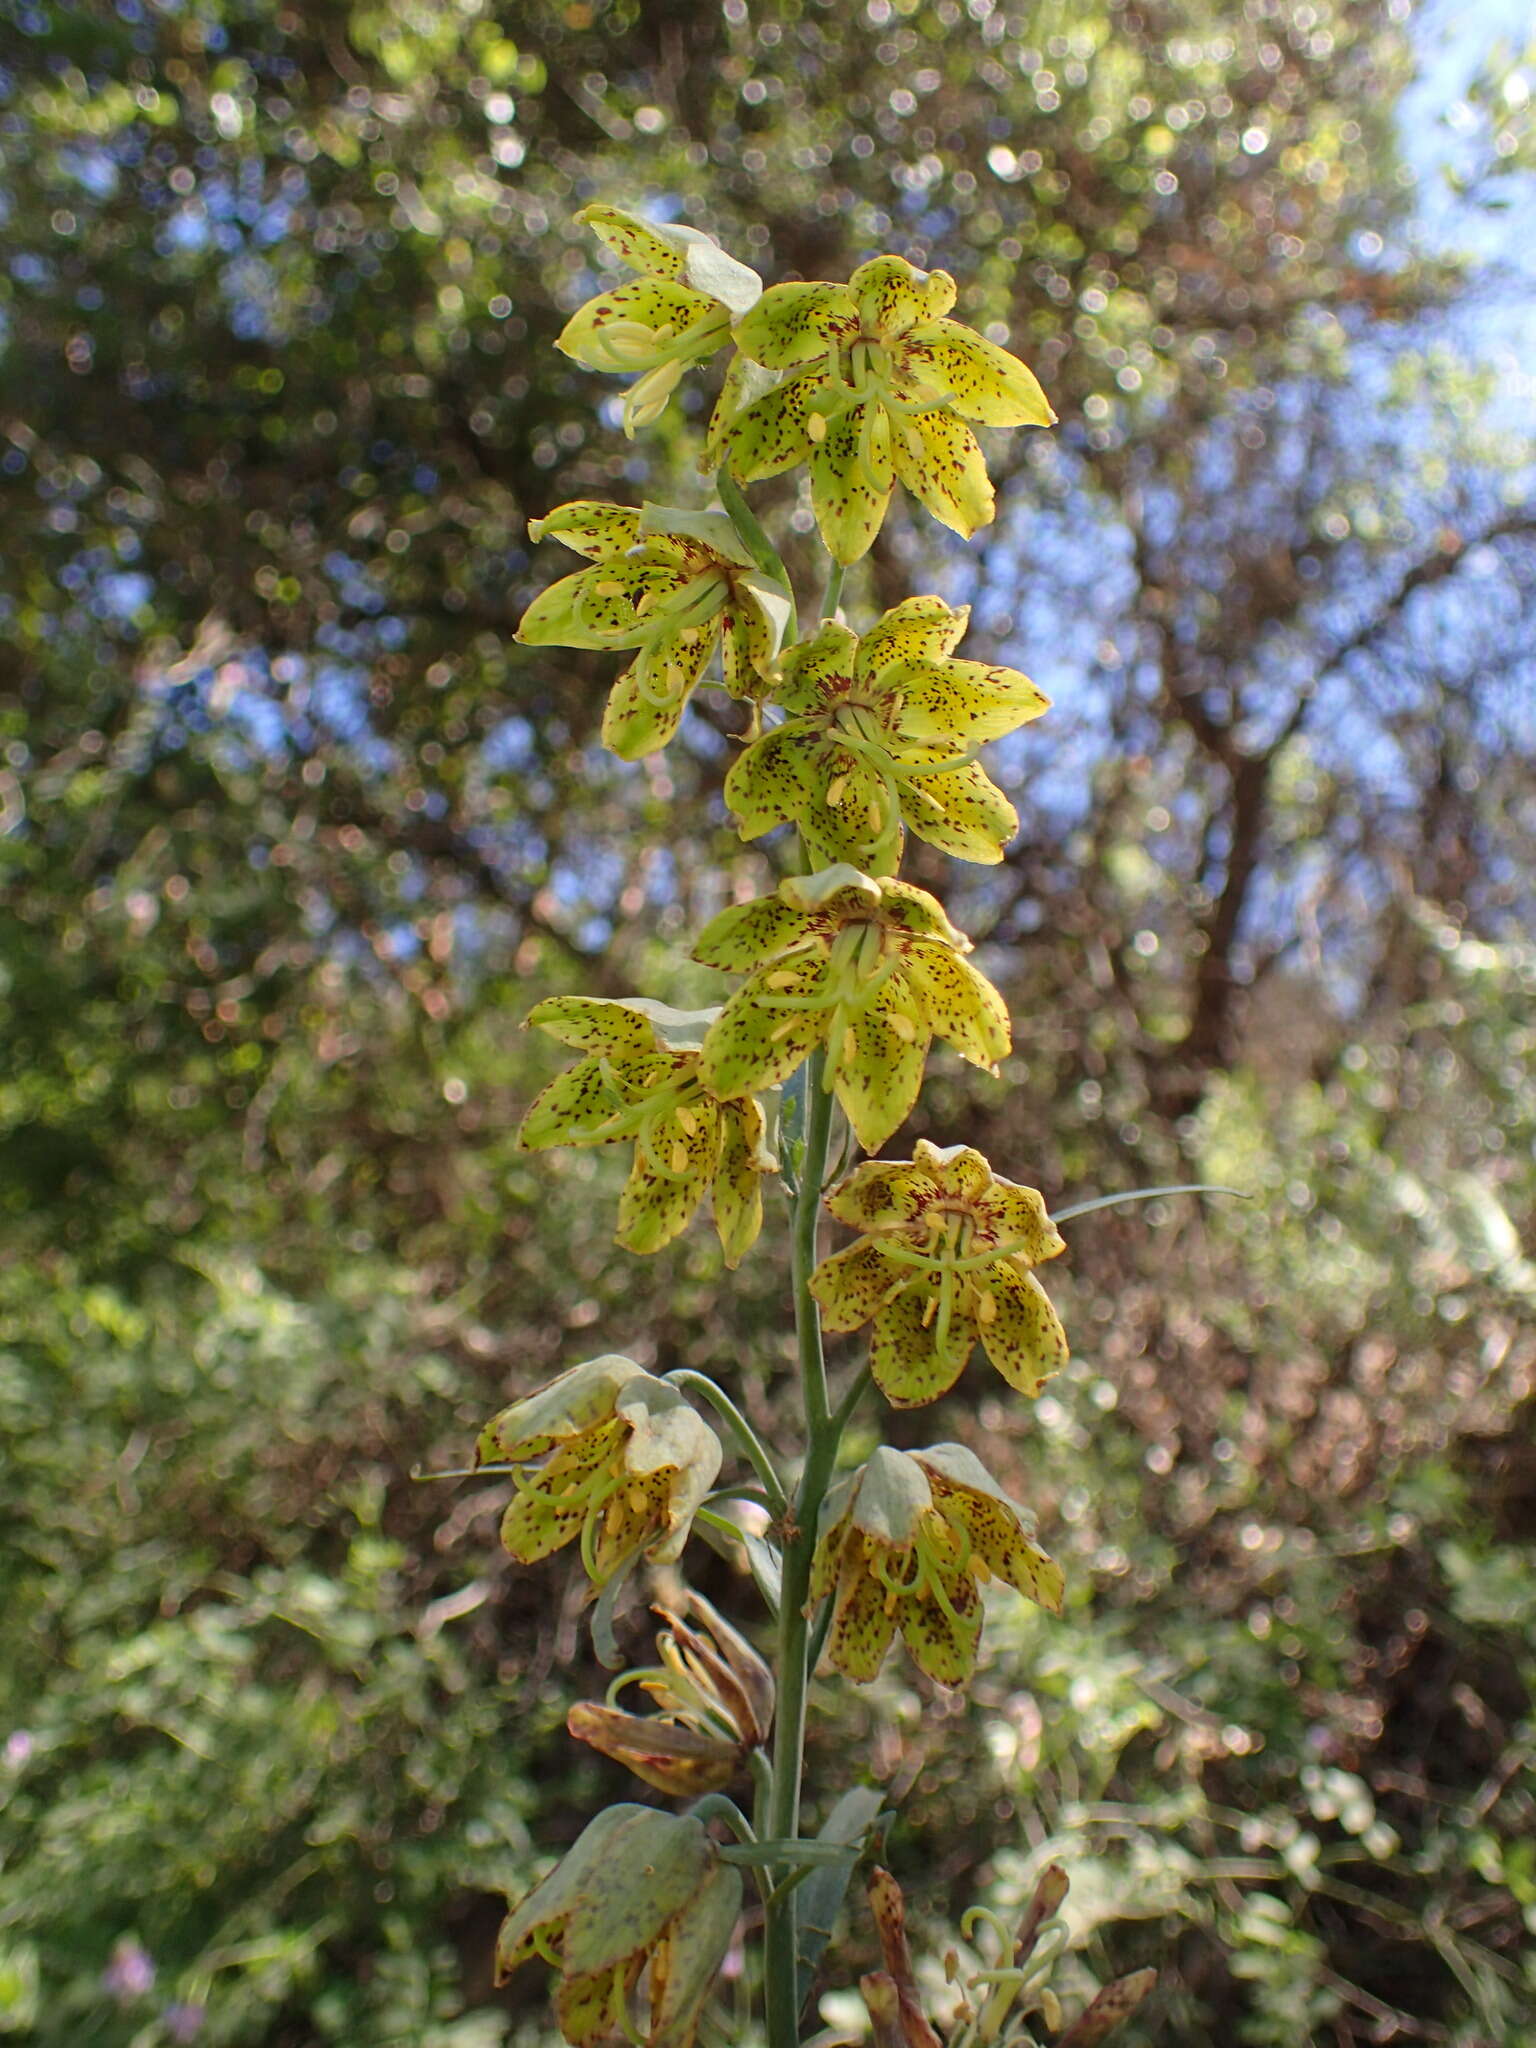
[469,204,1168,2048]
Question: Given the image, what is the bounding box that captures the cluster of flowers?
[483,206,1079,2047]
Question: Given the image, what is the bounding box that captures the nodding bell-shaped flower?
[477,1356,722,1595]
[718,254,1054,562]
[809,1444,1062,1686]
[567,1591,774,1797]
[517,996,778,1267]
[811,1140,1069,1409]
[724,597,1049,874]
[693,867,1010,1154]
[516,502,793,759]
[557,204,762,436]
[496,1803,742,2048]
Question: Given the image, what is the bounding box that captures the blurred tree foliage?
[2,0,1534,2043]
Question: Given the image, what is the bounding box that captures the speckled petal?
[810,401,895,565]
[712,1097,770,1268]
[854,596,970,681]
[602,626,719,760]
[911,1139,995,1200]
[903,945,1011,1069]
[723,725,819,839]
[899,1573,981,1685]
[890,409,994,539]
[617,1147,711,1256]
[869,1285,977,1407]
[899,760,1018,864]
[530,500,646,561]
[726,371,821,482]
[875,879,964,944]
[573,555,693,641]
[904,319,1055,427]
[525,995,663,1055]
[976,1262,1069,1395]
[648,1861,743,2048]
[699,982,825,1100]
[703,349,781,473]
[894,657,1050,744]
[733,281,860,371]
[925,1471,1064,1611]
[719,576,792,695]
[558,278,725,373]
[831,974,931,1153]
[516,568,628,651]
[823,1538,900,1682]
[691,895,812,972]
[850,256,956,337]
[809,1239,912,1332]
[578,203,688,279]
[824,1155,943,1230]
[517,1058,631,1151]
[799,751,898,873]
[980,1182,1065,1265]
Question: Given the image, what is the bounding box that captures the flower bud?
[497,1803,741,2048]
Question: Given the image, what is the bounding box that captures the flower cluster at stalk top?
[716,253,1055,561]
[811,1140,1069,1408]
[691,867,1010,1154]
[811,1444,1062,1685]
[516,996,777,1266]
[724,595,1049,875]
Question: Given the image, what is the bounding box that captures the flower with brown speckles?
[715,255,1054,562]
[558,204,762,436]
[811,1139,1069,1407]
[692,867,1010,1154]
[724,597,1048,874]
[810,1444,1062,1685]
[517,996,777,1267]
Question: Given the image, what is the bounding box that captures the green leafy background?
[2,0,1534,2042]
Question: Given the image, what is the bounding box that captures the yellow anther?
[806,413,828,444]
[921,1293,940,1329]
[975,1288,997,1325]
[842,1026,858,1064]
[675,1107,697,1136]
[670,1141,690,1173]
[825,775,847,806]
[594,580,623,596]
[888,1013,917,1043]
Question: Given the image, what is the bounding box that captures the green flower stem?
[820,559,844,621]
[718,472,796,602]
[666,1369,789,1517]
[763,1046,839,2048]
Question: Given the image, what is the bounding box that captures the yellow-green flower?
[476,1356,722,1590]
[558,203,762,435]
[516,502,792,759]
[724,597,1048,873]
[809,1444,1063,1685]
[693,867,1009,1154]
[567,1591,774,1798]
[811,1140,1069,1408]
[496,1803,741,2048]
[718,255,1054,562]
[517,996,777,1267]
